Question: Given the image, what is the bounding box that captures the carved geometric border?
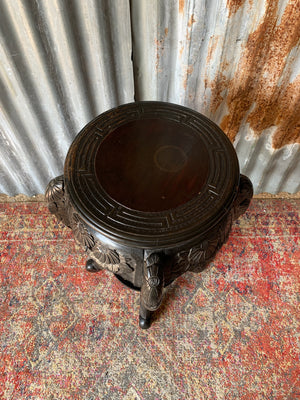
[64,102,239,248]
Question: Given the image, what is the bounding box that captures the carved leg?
[139,304,152,329]
[86,258,103,273]
[139,253,164,329]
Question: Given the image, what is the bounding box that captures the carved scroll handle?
[234,174,253,220]
[140,253,164,312]
[45,175,71,227]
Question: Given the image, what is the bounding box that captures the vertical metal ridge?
[0,0,134,195]
[276,149,300,193]
[130,0,159,100]
[0,2,67,168]
[33,0,95,128]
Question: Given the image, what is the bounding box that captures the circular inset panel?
[95,119,209,212]
[154,145,187,173]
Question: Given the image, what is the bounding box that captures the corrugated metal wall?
[0,0,299,196]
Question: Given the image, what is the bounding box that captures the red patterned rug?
[0,199,299,399]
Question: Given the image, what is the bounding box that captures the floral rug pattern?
[0,199,299,399]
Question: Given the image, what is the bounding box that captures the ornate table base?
[46,174,252,329]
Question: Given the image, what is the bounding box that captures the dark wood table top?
[95,118,209,212]
[64,102,240,249]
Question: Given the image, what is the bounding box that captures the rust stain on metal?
[205,36,220,90]
[206,36,219,64]
[210,0,300,149]
[271,75,300,148]
[209,72,228,112]
[183,65,194,90]
[155,37,162,72]
[155,29,169,72]
[226,0,248,17]
[179,45,184,58]
[188,14,196,27]
[179,0,185,14]
[208,58,230,108]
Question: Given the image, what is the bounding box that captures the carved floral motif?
[87,244,134,275]
[45,175,70,227]
[69,211,95,250]
[45,175,65,203]
[45,176,135,276]
[141,253,164,311]
[170,178,252,278]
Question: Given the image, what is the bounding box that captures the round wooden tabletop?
[64,102,240,249]
[95,118,209,212]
